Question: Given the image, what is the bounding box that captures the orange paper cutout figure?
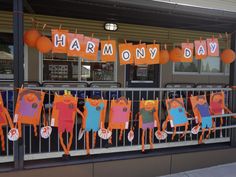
[210,92,236,136]
[51,29,69,53]
[82,97,107,155]
[0,93,13,151]
[101,40,117,62]
[194,40,207,59]
[139,100,160,152]
[181,43,194,62]
[146,44,160,65]
[206,38,219,57]
[108,97,131,144]
[83,37,100,60]
[162,98,189,140]
[134,43,147,65]
[14,88,45,137]
[190,95,215,144]
[119,43,134,65]
[67,33,84,57]
[51,92,84,156]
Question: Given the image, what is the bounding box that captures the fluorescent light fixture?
[104,22,118,31]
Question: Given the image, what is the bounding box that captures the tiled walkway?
[160,162,236,177]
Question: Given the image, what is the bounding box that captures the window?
[0,33,13,80]
[42,49,116,82]
[129,65,154,81]
[174,56,228,74]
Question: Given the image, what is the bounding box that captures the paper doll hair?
[92,95,100,100]
[197,95,205,101]
[19,89,41,101]
[168,99,184,110]
[211,92,223,103]
[144,100,155,106]
[116,96,128,105]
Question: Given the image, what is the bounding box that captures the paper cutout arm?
[4,107,13,129]
[77,108,85,120]
[154,111,161,131]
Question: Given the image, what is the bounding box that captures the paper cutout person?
[51,92,84,156]
[162,98,189,140]
[0,93,14,150]
[190,95,215,144]
[82,97,107,155]
[210,91,236,136]
[14,88,45,137]
[139,100,160,152]
[108,97,131,144]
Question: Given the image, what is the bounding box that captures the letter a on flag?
[146,44,160,64]
[194,40,207,60]
[52,29,69,53]
[101,40,117,62]
[67,33,84,57]
[181,43,193,62]
[134,43,146,65]
[119,43,134,65]
[206,38,219,57]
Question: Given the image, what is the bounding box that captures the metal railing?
[0,86,236,164]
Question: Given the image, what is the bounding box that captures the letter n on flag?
[52,29,69,53]
[181,43,193,62]
[194,40,207,60]
[83,37,100,61]
[101,40,117,62]
[146,44,160,64]
[119,43,134,65]
[67,33,84,57]
[206,38,219,56]
[134,43,146,65]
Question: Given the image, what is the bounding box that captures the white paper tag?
[78,128,85,140]
[13,114,18,123]
[154,120,157,127]
[40,126,52,139]
[51,118,55,126]
[128,130,134,142]
[125,122,129,129]
[222,109,225,114]
[195,116,198,123]
[170,120,174,128]
[8,128,19,141]
[98,128,112,140]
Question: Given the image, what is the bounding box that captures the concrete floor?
[161,162,236,177]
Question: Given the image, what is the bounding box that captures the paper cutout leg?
[0,127,5,151]
[86,132,90,155]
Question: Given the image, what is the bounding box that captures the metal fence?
[0,86,236,164]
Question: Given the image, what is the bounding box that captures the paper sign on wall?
[194,40,207,59]
[206,38,219,57]
[146,44,160,64]
[101,40,117,62]
[181,43,194,62]
[67,33,84,57]
[119,43,134,65]
[51,29,69,53]
[83,37,100,60]
[134,43,146,65]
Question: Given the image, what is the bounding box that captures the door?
[126,64,160,88]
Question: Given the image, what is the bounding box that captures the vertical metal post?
[13,0,24,169]
[230,32,236,146]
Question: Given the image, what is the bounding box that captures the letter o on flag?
[122,50,131,61]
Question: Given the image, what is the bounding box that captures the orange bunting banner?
[119,43,134,65]
[83,37,100,61]
[101,40,117,62]
[194,40,207,59]
[181,43,194,62]
[134,43,147,65]
[51,29,69,53]
[146,44,160,64]
[206,38,219,57]
[67,33,84,57]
